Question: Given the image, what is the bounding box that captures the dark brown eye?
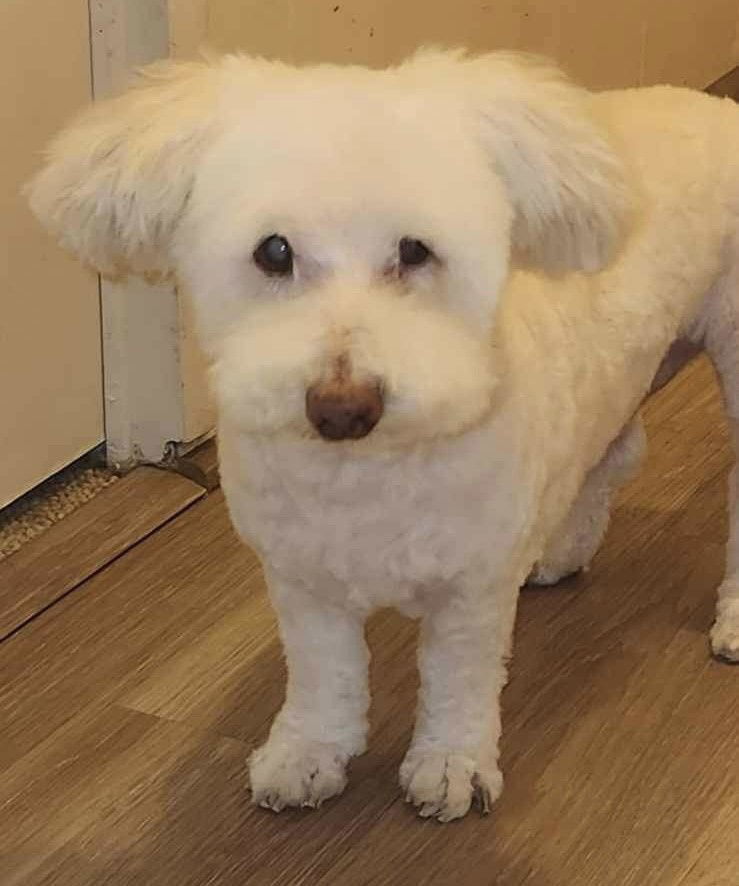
[254,234,293,275]
[398,237,431,268]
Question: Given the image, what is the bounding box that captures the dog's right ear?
[26,59,223,276]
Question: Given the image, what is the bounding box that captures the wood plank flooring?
[0,357,737,885]
[0,467,205,641]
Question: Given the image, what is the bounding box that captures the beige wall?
[0,1,104,508]
[171,0,738,89]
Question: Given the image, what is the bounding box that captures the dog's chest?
[222,432,526,608]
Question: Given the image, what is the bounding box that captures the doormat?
[0,459,117,561]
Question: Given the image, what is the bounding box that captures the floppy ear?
[454,51,634,273]
[26,59,223,276]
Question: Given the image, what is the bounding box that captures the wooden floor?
[1,357,737,886]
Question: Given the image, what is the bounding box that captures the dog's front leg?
[400,581,518,822]
[249,571,369,812]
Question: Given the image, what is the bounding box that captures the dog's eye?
[398,237,431,268]
[254,234,293,275]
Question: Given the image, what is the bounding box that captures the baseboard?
[706,66,739,100]
[171,438,220,492]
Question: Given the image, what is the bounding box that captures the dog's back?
[594,86,739,229]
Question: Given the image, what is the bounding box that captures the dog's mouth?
[305,379,384,441]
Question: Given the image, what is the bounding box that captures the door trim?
[89,0,188,467]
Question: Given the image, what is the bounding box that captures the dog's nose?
[306,380,384,441]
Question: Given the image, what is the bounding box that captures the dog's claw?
[419,802,441,819]
[259,796,286,813]
[472,775,492,814]
[474,784,492,815]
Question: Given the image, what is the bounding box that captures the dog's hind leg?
[704,261,739,661]
[709,459,739,661]
[528,416,646,586]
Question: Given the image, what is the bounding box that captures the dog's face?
[179,77,513,445]
[28,50,632,447]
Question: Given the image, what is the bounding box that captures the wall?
[0,0,104,507]
[170,0,739,89]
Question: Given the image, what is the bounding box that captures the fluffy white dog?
[28,49,739,822]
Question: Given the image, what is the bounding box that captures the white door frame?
[89,0,194,467]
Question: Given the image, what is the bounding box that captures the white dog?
[28,49,739,822]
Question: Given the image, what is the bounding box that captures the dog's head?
[28,50,631,447]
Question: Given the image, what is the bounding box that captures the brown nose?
[306,379,384,441]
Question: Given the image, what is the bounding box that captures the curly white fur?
[27,49,739,821]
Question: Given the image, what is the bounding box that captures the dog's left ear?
[454,52,634,273]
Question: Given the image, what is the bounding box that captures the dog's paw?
[527,560,581,587]
[711,599,739,662]
[249,735,349,812]
[399,750,502,822]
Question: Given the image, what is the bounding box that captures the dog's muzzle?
[306,378,384,441]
